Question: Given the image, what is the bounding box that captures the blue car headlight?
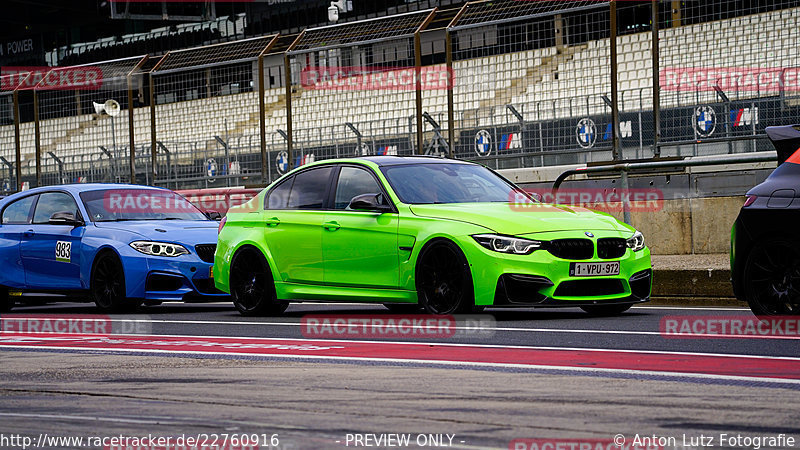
[472,234,542,255]
[130,241,189,257]
[626,231,645,252]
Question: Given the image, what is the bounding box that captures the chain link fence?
[0,0,799,193]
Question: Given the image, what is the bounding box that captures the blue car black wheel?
[91,252,137,313]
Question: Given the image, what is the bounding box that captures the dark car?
[731,125,800,316]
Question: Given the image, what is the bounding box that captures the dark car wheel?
[416,240,474,315]
[743,238,800,316]
[0,286,12,312]
[91,252,139,313]
[580,304,632,316]
[230,248,288,316]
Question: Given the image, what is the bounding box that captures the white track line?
[0,412,186,425]
[5,316,794,340]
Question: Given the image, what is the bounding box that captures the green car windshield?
[380,163,518,204]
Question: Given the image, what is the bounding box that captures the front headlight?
[130,241,189,257]
[626,231,645,252]
[472,234,542,255]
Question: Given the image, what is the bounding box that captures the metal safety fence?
[1,0,799,193]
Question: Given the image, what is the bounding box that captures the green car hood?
[408,202,631,235]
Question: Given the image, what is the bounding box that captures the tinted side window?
[267,177,294,210]
[287,167,333,210]
[32,192,80,224]
[334,167,383,210]
[2,195,37,224]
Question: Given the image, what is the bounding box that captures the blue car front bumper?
[121,249,229,302]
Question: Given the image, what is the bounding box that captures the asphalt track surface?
[1,301,800,450]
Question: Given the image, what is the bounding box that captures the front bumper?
[122,251,229,302]
[460,230,652,307]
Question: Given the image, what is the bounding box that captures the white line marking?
[2,344,799,386]
[7,316,795,340]
[2,332,799,361]
[633,306,749,311]
[0,412,186,425]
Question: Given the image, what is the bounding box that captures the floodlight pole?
[47,152,64,184]
[0,157,14,191]
[99,146,115,182]
[127,55,148,184]
[12,86,23,191]
[610,0,621,161]
[110,115,117,182]
[651,0,661,157]
[414,9,437,155]
[345,122,363,155]
[33,90,41,187]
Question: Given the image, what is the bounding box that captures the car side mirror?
[49,211,84,227]
[205,211,222,221]
[348,193,392,213]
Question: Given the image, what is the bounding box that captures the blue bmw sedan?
[0,184,228,312]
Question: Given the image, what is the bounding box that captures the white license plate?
[570,262,620,277]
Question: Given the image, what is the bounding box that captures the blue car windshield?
[380,163,518,204]
[80,189,208,222]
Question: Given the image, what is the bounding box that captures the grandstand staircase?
[31,115,107,160]
[227,92,289,139]
[190,90,300,164]
[457,44,588,136]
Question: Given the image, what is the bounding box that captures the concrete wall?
[497,152,775,256]
[604,196,743,255]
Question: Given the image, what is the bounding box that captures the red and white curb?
[2,332,800,385]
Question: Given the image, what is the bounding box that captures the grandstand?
[1,0,799,190]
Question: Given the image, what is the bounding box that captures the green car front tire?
[416,240,474,315]
[230,247,289,316]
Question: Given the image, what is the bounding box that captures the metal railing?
[552,147,778,224]
[0,0,798,195]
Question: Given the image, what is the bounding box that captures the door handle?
[23,229,34,237]
[322,221,341,231]
[265,217,280,227]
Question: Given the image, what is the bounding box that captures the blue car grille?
[194,244,216,263]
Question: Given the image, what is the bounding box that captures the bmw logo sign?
[693,105,716,138]
[585,231,595,238]
[474,129,492,157]
[576,118,597,149]
[276,151,289,174]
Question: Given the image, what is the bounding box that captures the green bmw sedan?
[214,156,652,316]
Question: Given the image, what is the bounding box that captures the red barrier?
[176,187,262,215]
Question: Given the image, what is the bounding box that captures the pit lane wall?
[499,151,778,255]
